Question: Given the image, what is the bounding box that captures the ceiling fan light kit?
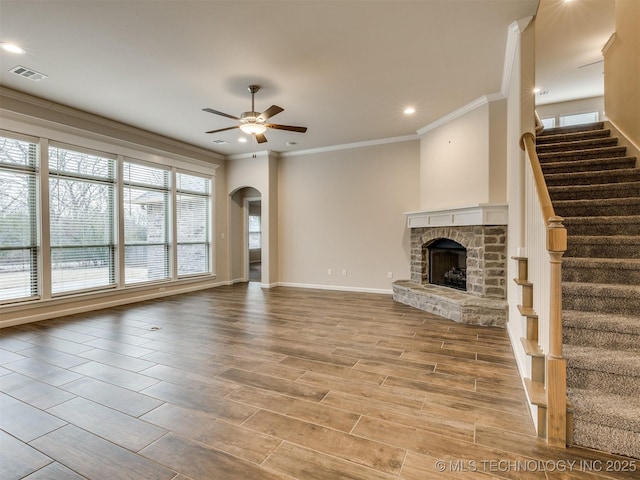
[203,85,307,144]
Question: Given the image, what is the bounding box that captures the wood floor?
[0,284,636,480]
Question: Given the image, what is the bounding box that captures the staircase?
[536,122,640,459]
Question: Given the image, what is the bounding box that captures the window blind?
[49,145,116,294]
[123,161,171,284]
[0,135,38,302]
[176,171,211,276]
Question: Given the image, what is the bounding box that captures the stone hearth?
[392,205,508,327]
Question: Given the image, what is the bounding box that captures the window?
[123,161,171,284]
[0,135,38,302]
[559,111,599,127]
[49,145,116,294]
[176,171,211,276]
[248,214,261,249]
[541,117,556,129]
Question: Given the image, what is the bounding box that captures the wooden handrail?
[520,132,556,221]
[520,131,568,447]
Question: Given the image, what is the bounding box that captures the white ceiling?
[0,0,612,158]
[535,0,615,106]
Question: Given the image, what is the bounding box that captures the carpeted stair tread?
[563,282,640,314]
[563,257,640,284]
[538,122,604,136]
[563,310,640,334]
[562,215,640,236]
[565,235,640,259]
[536,137,619,154]
[538,146,627,162]
[554,197,640,217]
[548,180,640,201]
[563,310,640,352]
[568,388,640,431]
[541,156,636,174]
[536,128,611,145]
[545,168,640,186]
[565,344,640,378]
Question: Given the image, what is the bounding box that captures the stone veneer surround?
[412,225,507,299]
[393,205,509,326]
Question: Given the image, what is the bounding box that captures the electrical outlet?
[387,272,393,279]
[327,269,332,275]
[342,268,348,276]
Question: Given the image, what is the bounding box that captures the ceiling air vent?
[10,65,48,81]
[211,139,228,145]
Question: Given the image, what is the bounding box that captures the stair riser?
[572,421,640,459]
[564,328,640,352]
[564,223,640,236]
[563,266,640,285]
[546,171,640,187]
[536,137,618,153]
[566,243,640,259]
[539,147,627,162]
[550,184,640,201]
[556,204,640,217]
[563,293,640,315]
[542,158,636,174]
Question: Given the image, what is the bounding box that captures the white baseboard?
[273,282,393,295]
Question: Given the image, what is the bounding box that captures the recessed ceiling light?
[238,137,248,143]
[1,43,25,54]
[533,87,541,94]
[403,107,416,115]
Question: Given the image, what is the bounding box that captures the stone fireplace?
[393,204,509,326]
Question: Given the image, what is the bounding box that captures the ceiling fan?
[203,85,307,144]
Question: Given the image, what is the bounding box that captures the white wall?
[278,140,419,293]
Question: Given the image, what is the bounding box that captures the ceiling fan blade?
[255,133,268,144]
[202,108,240,121]
[205,125,240,134]
[266,123,308,133]
[258,105,284,121]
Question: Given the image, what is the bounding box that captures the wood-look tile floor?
[1,284,636,480]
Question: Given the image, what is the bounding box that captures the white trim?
[274,282,393,295]
[602,33,617,56]
[278,134,419,158]
[405,204,508,228]
[501,17,533,97]
[416,95,503,136]
[0,110,221,174]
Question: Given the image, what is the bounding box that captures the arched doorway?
[230,187,262,283]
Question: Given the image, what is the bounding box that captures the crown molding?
[278,134,419,158]
[602,33,617,56]
[501,16,533,98]
[416,94,504,136]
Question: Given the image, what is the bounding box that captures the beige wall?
[419,98,507,210]
[278,141,419,292]
[604,0,640,148]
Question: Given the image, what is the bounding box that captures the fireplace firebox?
[427,239,467,290]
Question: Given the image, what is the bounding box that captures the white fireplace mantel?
[405,204,508,228]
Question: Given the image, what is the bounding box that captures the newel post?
[546,216,568,446]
